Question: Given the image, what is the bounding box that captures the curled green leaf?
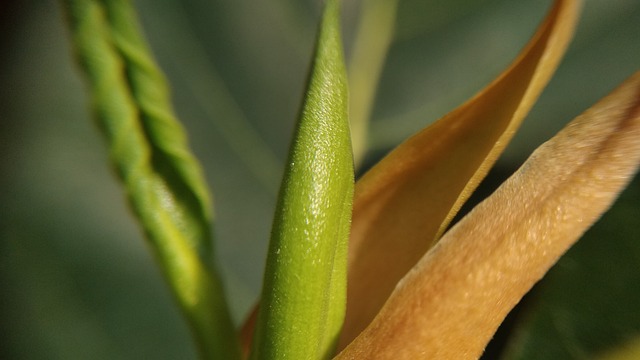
[249,0,354,359]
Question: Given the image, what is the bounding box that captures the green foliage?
[61,0,239,358]
[62,0,353,358]
[2,0,639,359]
[250,0,353,358]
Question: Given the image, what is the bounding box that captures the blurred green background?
[1,0,638,359]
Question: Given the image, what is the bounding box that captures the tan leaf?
[340,0,581,346]
[335,71,640,360]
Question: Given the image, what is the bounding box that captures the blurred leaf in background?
[1,0,638,359]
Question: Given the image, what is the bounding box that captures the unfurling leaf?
[340,0,581,346]
[336,71,640,360]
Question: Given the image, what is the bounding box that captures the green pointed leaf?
[249,0,354,358]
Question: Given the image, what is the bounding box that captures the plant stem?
[61,1,240,358]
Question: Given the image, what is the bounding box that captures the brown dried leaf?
[340,0,581,346]
[335,71,640,360]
